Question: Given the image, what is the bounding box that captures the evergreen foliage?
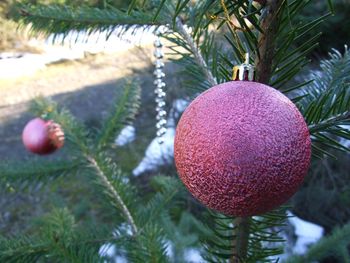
[303,47,350,158]
[297,0,350,55]
[0,208,106,263]
[97,79,141,149]
[14,3,160,37]
[202,209,286,262]
[0,0,349,262]
[0,159,78,187]
[0,80,186,262]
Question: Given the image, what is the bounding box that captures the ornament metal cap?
[232,53,255,81]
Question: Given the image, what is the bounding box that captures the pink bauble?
[22,118,64,155]
[174,81,311,216]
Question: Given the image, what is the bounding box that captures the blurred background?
[0,0,349,262]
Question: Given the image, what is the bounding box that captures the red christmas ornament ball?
[174,81,311,216]
[22,118,64,155]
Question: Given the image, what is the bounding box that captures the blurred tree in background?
[0,0,23,50]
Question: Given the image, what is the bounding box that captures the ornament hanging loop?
[232,53,255,81]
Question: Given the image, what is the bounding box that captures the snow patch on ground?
[132,127,175,176]
[340,125,350,147]
[132,99,189,176]
[164,240,202,263]
[45,26,156,54]
[288,211,324,255]
[165,240,174,259]
[115,125,136,146]
[184,248,204,263]
[99,243,116,258]
[172,99,189,115]
[99,243,127,263]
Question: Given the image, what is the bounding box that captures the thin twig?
[228,1,284,262]
[220,0,245,59]
[255,0,284,84]
[87,156,138,236]
[231,217,250,263]
[175,18,217,86]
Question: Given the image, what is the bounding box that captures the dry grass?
[0,18,26,51]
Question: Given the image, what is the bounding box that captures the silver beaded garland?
[154,28,167,144]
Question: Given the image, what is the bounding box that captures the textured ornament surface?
[174,81,311,216]
[22,118,64,155]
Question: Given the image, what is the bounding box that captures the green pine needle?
[302,47,350,154]
[15,4,163,38]
[96,79,141,149]
[0,159,79,187]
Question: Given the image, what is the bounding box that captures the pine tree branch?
[137,176,182,229]
[0,237,49,262]
[16,5,161,36]
[231,217,250,263]
[308,111,350,134]
[220,0,245,59]
[0,159,79,185]
[19,8,142,26]
[97,80,141,149]
[175,18,217,86]
[87,156,138,236]
[256,0,284,84]
[295,47,350,155]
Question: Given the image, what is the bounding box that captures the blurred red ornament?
[174,81,311,216]
[22,118,64,155]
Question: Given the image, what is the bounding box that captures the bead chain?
[153,28,167,144]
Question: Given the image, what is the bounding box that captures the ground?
[0,46,182,234]
[0,46,164,160]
